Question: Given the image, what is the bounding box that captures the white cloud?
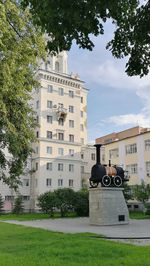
[106,113,150,128]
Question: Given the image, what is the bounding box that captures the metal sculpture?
[89,144,129,188]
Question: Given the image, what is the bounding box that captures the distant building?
[96,126,150,186]
[0,51,95,212]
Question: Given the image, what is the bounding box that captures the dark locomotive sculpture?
[89,144,129,188]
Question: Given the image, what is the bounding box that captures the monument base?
[89,187,129,225]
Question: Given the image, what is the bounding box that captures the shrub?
[37,191,56,217]
[74,189,89,217]
[54,188,76,217]
[133,180,150,205]
[13,196,24,214]
[144,203,150,215]
[0,194,4,214]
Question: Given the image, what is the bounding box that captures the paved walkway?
[3,218,150,246]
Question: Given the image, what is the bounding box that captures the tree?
[37,191,56,217]
[0,194,4,214]
[22,0,150,77]
[122,183,133,202]
[54,188,75,217]
[73,189,89,217]
[0,0,45,188]
[13,195,24,214]
[133,180,150,205]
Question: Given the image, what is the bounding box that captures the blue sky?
[68,22,150,143]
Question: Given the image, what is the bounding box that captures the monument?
[89,144,129,225]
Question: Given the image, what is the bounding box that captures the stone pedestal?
[89,187,129,225]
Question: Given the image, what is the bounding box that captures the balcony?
[56,106,67,120]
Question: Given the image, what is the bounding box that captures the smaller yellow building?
[96,126,150,186]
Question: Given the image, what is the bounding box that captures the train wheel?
[113,175,122,187]
[89,180,99,188]
[101,175,111,187]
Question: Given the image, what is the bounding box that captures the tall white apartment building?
[31,51,89,208]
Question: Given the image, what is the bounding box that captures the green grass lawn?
[0,222,150,266]
[129,211,150,219]
[0,211,150,221]
[0,212,77,221]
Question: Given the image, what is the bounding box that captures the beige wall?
[98,131,150,186]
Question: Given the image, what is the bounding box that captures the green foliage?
[54,188,76,217]
[133,180,150,204]
[22,0,150,77]
[123,183,133,202]
[144,203,150,215]
[37,191,56,217]
[0,0,45,189]
[74,189,89,217]
[12,196,24,214]
[0,194,4,214]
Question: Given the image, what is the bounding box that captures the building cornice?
[37,68,89,91]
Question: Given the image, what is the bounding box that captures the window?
[146,162,150,176]
[46,178,52,186]
[69,105,74,113]
[58,103,64,108]
[69,90,74,98]
[47,100,52,108]
[45,62,48,70]
[58,132,64,140]
[81,138,84,144]
[80,124,84,131]
[91,153,96,160]
[126,164,138,174]
[23,179,29,186]
[58,163,63,171]
[47,115,53,123]
[69,149,74,156]
[21,195,30,200]
[46,162,52,171]
[81,111,83,117]
[145,139,150,151]
[55,61,59,72]
[69,164,74,172]
[69,134,74,142]
[35,147,38,154]
[125,144,137,154]
[58,88,64,96]
[47,146,52,154]
[81,166,84,173]
[35,162,38,171]
[47,131,52,139]
[58,148,64,156]
[58,179,63,186]
[109,149,119,159]
[22,196,30,201]
[36,100,39,109]
[36,116,39,123]
[69,120,74,128]
[36,131,39,138]
[81,97,83,103]
[69,179,74,187]
[5,196,14,201]
[48,85,53,93]
[81,153,84,159]
[58,118,64,126]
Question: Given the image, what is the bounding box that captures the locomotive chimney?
[94,144,103,165]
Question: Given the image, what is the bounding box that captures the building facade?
[96,126,150,186]
[1,51,96,211]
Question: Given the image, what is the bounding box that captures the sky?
[68,22,150,143]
